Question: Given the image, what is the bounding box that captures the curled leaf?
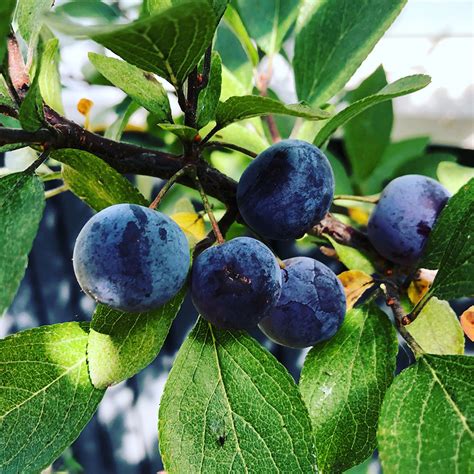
[338,270,374,310]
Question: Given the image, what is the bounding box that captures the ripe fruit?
[258,257,346,348]
[236,139,334,240]
[73,204,190,312]
[191,237,282,330]
[367,175,450,265]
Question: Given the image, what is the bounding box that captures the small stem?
[24,149,51,175]
[334,194,380,204]
[149,165,191,210]
[45,183,69,199]
[203,141,257,158]
[198,46,212,92]
[200,124,220,146]
[403,290,432,325]
[176,87,188,115]
[190,167,224,244]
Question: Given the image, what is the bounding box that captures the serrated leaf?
[158,124,198,142]
[438,161,474,194]
[378,355,474,474]
[314,75,431,147]
[0,322,104,473]
[196,52,222,129]
[52,149,147,211]
[0,172,44,316]
[294,0,407,106]
[159,318,315,473]
[223,5,259,67]
[91,2,216,87]
[362,136,430,194]
[344,66,393,182]
[88,289,185,389]
[0,1,16,63]
[338,270,374,310]
[300,304,398,473]
[216,95,329,128]
[15,0,52,46]
[19,73,44,132]
[421,179,473,300]
[327,236,376,275]
[234,0,298,55]
[406,297,464,356]
[39,37,64,114]
[89,53,172,122]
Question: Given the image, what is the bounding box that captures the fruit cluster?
[73,140,449,348]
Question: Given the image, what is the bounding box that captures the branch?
[0,127,51,145]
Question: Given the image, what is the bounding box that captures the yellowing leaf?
[460,306,474,342]
[171,211,206,245]
[348,206,369,226]
[408,278,431,305]
[338,270,374,310]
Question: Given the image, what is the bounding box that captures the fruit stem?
[202,141,257,158]
[149,165,192,210]
[333,194,380,204]
[190,167,225,244]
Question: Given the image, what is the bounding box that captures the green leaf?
[326,236,376,275]
[326,151,353,195]
[438,161,474,194]
[55,0,120,20]
[104,101,140,141]
[88,288,185,389]
[158,124,198,142]
[362,136,430,194]
[378,355,474,474]
[395,152,457,181]
[223,5,259,67]
[91,2,216,87]
[0,322,105,473]
[216,95,329,129]
[15,0,52,45]
[294,0,407,106]
[89,53,172,122]
[421,179,474,300]
[0,75,15,109]
[52,149,147,211]
[19,73,44,132]
[145,0,229,22]
[0,1,16,63]
[0,172,44,316]
[406,297,464,356]
[344,66,393,181]
[159,318,315,473]
[38,37,64,114]
[196,52,222,129]
[314,75,431,147]
[300,304,398,473]
[234,0,298,55]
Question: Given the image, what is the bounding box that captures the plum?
[367,175,450,265]
[191,237,282,330]
[73,203,190,312]
[258,257,346,348]
[236,139,334,240]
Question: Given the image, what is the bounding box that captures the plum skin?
[73,203,190,312]
[258,257,346,349]
[236,139,334,240]
[191,237,282,330]
[367,175,450,265]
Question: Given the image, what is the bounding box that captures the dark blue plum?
[73,204,190,312]
[258,257,346,348]
[236,139,334,240]
[191,237,282,330]
[368,175,450,265]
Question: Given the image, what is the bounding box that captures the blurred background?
[1,0,473,473]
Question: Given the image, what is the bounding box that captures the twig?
[149,165,192,210]
[24,149,51,175]
[191,167,224,244]
[200,124,220,146]
[334,194,380,204]
[203,141,257,158]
